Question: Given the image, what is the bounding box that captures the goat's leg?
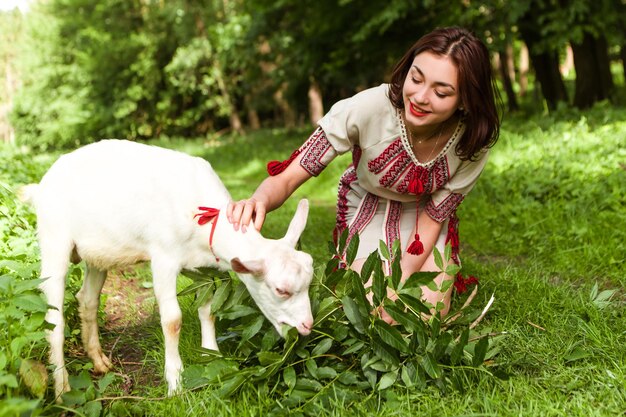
[151,256,183,396]
[39,238,72,401]
[76,263,112,374]
[198,302,218,351]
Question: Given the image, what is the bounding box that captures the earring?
[459,106,465,112]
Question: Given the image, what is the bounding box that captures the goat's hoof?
[92,352,113,374]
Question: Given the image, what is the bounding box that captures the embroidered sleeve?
[425,149,490,223]
[299,127,337,176]
[267,127,338,177]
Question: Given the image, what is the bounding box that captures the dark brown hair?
[388,27,501,160]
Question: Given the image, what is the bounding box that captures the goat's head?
[231,199,314,336]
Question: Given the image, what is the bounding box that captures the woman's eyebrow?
[412,65,456,91]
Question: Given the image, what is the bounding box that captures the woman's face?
[402,51,461,131]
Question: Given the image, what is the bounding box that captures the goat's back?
[33,139,231,269]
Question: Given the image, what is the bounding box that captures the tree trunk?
[571,32,614,109]
[498,48,519,112]
[528,48,568,110]
[274,83,296,128]
[308,77,324,124]
[518,44,529,96]
[518,8,568,110]
[245,94,261,130]
[621,46,626,83]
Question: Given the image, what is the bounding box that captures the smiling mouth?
[409,103,430,117]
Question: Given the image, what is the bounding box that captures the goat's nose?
[298,319,313,336]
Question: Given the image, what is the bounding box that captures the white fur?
[23,139,314,400]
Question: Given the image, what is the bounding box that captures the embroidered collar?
[396,108,465,168]
[195,207,220,262]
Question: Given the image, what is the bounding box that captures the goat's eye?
[275,288,291,297]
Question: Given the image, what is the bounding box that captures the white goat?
[21,139,314,400]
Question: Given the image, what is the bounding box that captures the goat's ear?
[231,257,265,277]
[280,199,309,248]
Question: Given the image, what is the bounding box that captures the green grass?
[1,103,625,416]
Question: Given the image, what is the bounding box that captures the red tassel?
[407,233,424,255]
[454,273,479,294]
[267,149,300,176]
[194,207,221,262]
[407,176,423,195]
[194,207,220,225]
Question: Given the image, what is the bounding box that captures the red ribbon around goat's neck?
[195,207,220,262]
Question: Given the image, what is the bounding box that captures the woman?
[227,27,500,317]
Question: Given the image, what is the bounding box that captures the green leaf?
[433,247,444,270]
[178,279,212,297]
[374,320,409,354]
[389,255,402,290]
[372,262,386,306]
[338,371,360,385]
[342,296,366,334]
[379,240,391,261]
[420,353,442,379]
[439,278,454,293]
[345,233,360,266]
[342,340,365,355]
[451,329,469,365]
[337,228,349,254]
[211,280,232,312]
[378,369,398,390]
[324,257,340,278]
[398,293,431,315]
[371,336,400,366]
[350,270,370,311]
[283,366,296,390]
[19,359,48,398]
[444,242,452,262]
[360,250,380,284]
[83,401,103,417]
[472,337,489,367]
[0,374,18,388]
[311,337,333,356]
[430,315,441,339]
[401,362,417,388]
[402,271,439,289]
[218,305,257,320]
[383,302,421,332]
[432,332,453,360]
[257,351,283,366]
[240,315,265,344]
[13,294,48,313]
[217,372,248,397]
[316,366,338,380]
[305,359,318,379]
[444,263,461,277]
[564,346,591,363]
[295,378,323,392]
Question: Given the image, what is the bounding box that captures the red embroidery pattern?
[378,153,412,188]
[367,138,404,174]
[367,140,452,196]
[300,127,333,176]
[334,167,357,243]
[426,193,465,223]
[385,201,402,252]
[432,156,450,190]
[347,193,379,245]
[445,214,479,294]
[352,145,362,169]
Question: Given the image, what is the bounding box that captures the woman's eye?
[435,91,447,98]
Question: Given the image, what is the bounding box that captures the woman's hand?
[226,198,267,232]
